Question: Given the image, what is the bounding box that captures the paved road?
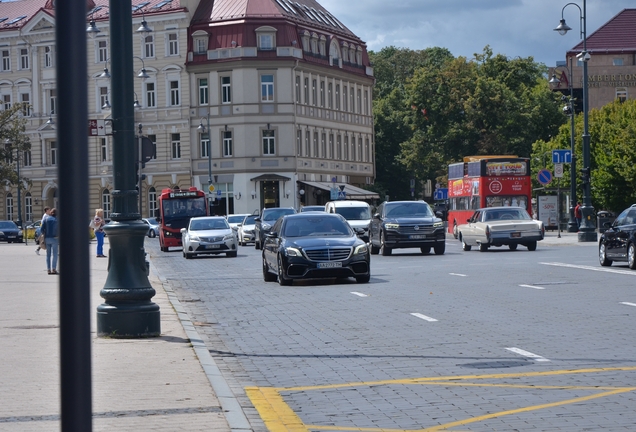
[147,234,636,431]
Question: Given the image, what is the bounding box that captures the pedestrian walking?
[574,201,582,228]
[91,208,107,258]
[35,207,51,255]
[41,208,59,275]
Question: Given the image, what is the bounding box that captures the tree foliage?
[0,103,31,187]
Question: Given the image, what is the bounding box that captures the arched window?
[329,40,340,67]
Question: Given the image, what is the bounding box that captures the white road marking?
[410,313,438,322]
[449,273,467,277]
[506,347,550,362]
[519,284,545,290]
[398,266,423,269]
[541,262,636,276]
[620,302,636,307]
[350,292,368,297]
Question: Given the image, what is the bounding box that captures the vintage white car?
[181,216,238,258]
[457,207,544,252]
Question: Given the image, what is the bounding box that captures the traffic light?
[580,167,590,184]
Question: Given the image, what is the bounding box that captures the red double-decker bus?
[157,187,208,251]
[447,156,532,238]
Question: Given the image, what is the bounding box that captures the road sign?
[330,188,338,200]
[88,119,106,136]
[208,184,215,193]
[337,191,347,200]
[537,169,553,186]
[552,149,572,163]
[216,189,222,197]
[554,163,564,178]
[433,188,448,201]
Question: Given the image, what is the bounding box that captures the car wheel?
[434,242,445,255]
[277,255,292,286]
[599,242,612,267]
[461,235,472,251]
[227,251,238,258]
[452,222,458,239]
[255,238,261,250]
[509,244,518,251]
[420,246,431,255]
[380,232,392,256]
[356,274,370,283]
[149,230,156,238]
[263,256,277,282]
[370,236,380,255]
[526,241,537,251]
[479,243,489,252]
[184,252,192,259]
[628,243,636,270]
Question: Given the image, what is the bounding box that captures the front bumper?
[281,253,370,280]
[187,238,237,254]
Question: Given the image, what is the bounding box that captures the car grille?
[398,225,435,235]
[304,247,352,261]
[200,236,224,242]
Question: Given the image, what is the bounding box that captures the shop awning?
[298,181,379,200]
[250,174,291,182]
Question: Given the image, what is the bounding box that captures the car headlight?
[164,230,173,237]
[262,222,271,230]
[385,223,399,229]
[433,222,444,228]
[285,247,302,257]
[354,244,368,255]
[223,234,234,241]
[189,234,200,241]
[18,230,23,235]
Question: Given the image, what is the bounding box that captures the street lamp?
[549,57,578,232]
[555,0,597,242]
[89,0,160,337]
[197,114,213,213]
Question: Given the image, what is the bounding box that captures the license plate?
[317,261,342,269]
[205,244,220,249]
[409,234,427,239]
[510,232,521,238]
[8,235,16,238]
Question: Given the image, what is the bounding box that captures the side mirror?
[373,213,381,219]
[255,217,261,222]
[265,231,277,238]
[603,221,612,228]
[180,228,187,234]
[435,211,443,218]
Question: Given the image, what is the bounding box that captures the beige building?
[0,0,376,223]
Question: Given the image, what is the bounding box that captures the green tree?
[0,103,31,188]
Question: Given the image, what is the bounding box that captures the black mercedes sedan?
[262,213,371,286]
[0,220,23,243]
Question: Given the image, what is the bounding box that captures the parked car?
[262,213,371,285]
[180,216,238,258]
[0,220,23,243]
[142,217,159,238]
[457,206,544,252]
[254,207,297,250]
[237,214,258,246]
[369,200,445,256]
[226,213,250,231]
[325,200,372,242]
[300,205,326,212]
[599,204,636,268]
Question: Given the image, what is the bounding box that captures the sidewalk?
[0,238,233,431]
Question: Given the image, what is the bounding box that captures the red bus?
[447,156,532,238]
[157,187,208,251]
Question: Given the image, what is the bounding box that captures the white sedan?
[226,213,250,231]
[237,214,257,246]
[181,216,238,258]
[457,207,544,252]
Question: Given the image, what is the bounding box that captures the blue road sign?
[434,188,448,200]
[552,149,572,163]
[337,191,347,200]
[537,169,553,186]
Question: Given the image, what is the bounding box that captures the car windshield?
[190,219,229,231]
[242,215,257,225]
[227,215,246,223]
[263,209,295,221]
[284,216,351,237]
[385,202,432,217]
[301,206,325,212]
[145,218,157,225]
[483,209,531,221]
[0,221,17,229]
[335,206,370,220]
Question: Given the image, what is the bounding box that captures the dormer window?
[329,39,340,67]
[356,46,362,65]
[341,42,349,63]
[310,32,318,54]
[256,26,277,51]
[301,30,310,52]
[192,30,209,55]
[349,47,355,64]
[319,35,326,56]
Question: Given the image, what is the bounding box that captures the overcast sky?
[318,0,634,66]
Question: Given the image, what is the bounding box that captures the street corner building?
[0,0,378,224]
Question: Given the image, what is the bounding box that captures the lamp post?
[90,0,160,337]
[555,0,597,242]
[197,113,213,213]
[549,56,578,232]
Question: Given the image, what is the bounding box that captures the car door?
[605,208,628,258]
[369,203,384,246]
[462,211,480,245]
[264,218,282,270]
[613,209,636,259]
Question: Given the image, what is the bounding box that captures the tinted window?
[263,208,295,221]
[242,215,257,225]
[227,215,246,223]
[335,206,370,220]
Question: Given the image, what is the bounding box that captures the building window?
[343,86,348,111]
[98,40,108,63]
[2,94,10,110]
[305,130,310,156]
[313,132,319,157]
[296,129,302,156]
[6,193,13,221]
[312,79,317,106]
[171,133,181,159]
[357,137,362,161]
[1,50,10,71]
[195,38,207,54]
[303,77,309,105]
[44,46,53,68]
[262,129,275,155]
[357,89,362,114]
[19,48,29,70]
[221,76,231,104]
[147,134,157,160]
[328,83,333,109]
[223,131,233,157]
[25,193,32,222]
[23,150,31,167]
[350,87,355,113]
[258,34,274,50]
[49,89,57,114]
[148,187,157,218]
[145,82,156,108]
[343,135,349,160]
[198,78,208,105]
[310,34,318,54]
[356,48,362,65]
[101,190,111,218]
[364,90,369,115]
[167,33,179,56]
[295,76,300,103]
[616,87,628,103]
[336,135,342,159]
[20,93,30,116]
[329,134,334,159]
[335,84,340,110]
[321,133,326,158]
[365,138,370,162]
[613,58,624,66]
[320,81,325,107]
[99,86,109,111]
[144,35,154,58]
[101,137,108,162]
[49,141,57,166]
[342,44,349,63]
[319,36,326,56]
[260,74,274,102]
[200,133,209,158]
[169,80,180,106]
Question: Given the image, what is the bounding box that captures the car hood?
[189,228,233,237]
[287,236,361,249]
[385,216,439,225]
[241,224,255,230]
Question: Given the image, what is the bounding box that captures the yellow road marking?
[246,386,308,432]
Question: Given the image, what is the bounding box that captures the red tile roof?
[568,8,636,55]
